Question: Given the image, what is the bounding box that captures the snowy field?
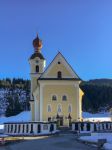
[83,112,111,122]
[0,111,31,130]
[0,111,111,124]
[79,133,112,150]
[0,111,31,124]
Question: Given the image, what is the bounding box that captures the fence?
[4,122,57,135]
[72,122,112,132]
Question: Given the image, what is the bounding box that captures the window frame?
[47,104,52,113]
[57,71,62,79]
[68,104,72,113]
[51,94,57,101]
[62,94,68,101]
[57,104,62,113]
[35,65,39,73]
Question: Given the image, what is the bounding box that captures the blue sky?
[0,0,112,80]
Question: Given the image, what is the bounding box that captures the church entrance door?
[59,117,63,126]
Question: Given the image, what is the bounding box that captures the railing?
[4,122,57,135]
[72,122,112,132]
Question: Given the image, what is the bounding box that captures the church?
[4,35,112,136]
[29,35,84,126]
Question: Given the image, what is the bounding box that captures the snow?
[0,134,8,137]
[83,112,109,118]
[0,111,31,130]
[0,125,4,129]
[79,133,112,150]
[0,111,109,124]
[83,117,111,122]
[0,111,31,124]
[103,143,112,150]
[83,112,111,122]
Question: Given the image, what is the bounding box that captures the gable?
[39,52,80,79]
[47,63,72,78]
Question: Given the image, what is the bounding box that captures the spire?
[32,34,42,53]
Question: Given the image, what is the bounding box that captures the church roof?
[30,52,45,60]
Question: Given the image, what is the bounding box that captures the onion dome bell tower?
[29,34,46,100]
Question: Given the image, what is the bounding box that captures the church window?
[62,95,67,101]
[36,65,39,73]
[68,104,72,113]
[52,95,57,101]
[47,104,52,112]
[57,71,62,78]
[57,104,62,113]
[58,61,61,64]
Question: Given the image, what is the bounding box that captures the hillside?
[80,79,112,113]
[0,78,30,116]
[82,79,112,87]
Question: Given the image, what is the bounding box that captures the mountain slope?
[81,79,112,113]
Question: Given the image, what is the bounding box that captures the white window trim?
[57,103,62,113]
[47,104,52,113]
[51,94,58,101]
[62,94,68,101]
[68,104,72,113]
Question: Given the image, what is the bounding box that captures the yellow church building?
[29,35,84,126]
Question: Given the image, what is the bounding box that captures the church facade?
[29,35,84,126]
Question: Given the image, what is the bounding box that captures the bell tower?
[29,34,46,100]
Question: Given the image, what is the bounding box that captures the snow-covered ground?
[0,111,31,124]
[83,112,110,118]
[79,133,112,150]
[83,112,111,122]
[0,111,31,130]
[0,111,110,124]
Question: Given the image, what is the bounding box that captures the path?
[0,134,97,150]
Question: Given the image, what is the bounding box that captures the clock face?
[36,60,39,63]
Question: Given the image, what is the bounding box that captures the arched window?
[57,104,62,113]
[36,65,39,73]
[62,95,67,101]
[57,71,62,78]
[52,95,57,101]
[68,104,72,113]
[47,104,52,112]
